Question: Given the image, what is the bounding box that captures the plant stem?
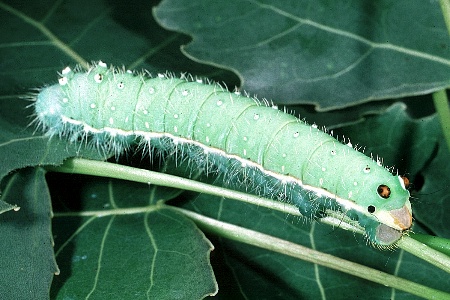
[46,157,301,216]
[47,158,450,274]
[432,90,450,152]
[47,157,365,227]
[47,158,366,232]
[439,0,450,36]
[398,235,450,274]
[173,207,450,300]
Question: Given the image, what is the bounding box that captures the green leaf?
[154,0,450,110]
[414,133,450,237]
[50,176,217,299]
[0,0,449,299]
[0,168,58,299]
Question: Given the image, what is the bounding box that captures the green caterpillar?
[34,61,412,247]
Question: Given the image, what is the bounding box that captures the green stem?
[47,157,365,232]
[432,90,450,152]
[173,207,450,300]
[47,158,450,274]
[436,1,450,152]
[46,157,301,216]
[397,236,450,274]
[439,0,450,36]
[409,233,450,256]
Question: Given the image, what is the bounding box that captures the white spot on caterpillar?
[346,142,353,147]
[98,61,107,68]
[149,87,155,94]
[348,191,353,198]
[94,74,103,83]
[331,150,336,156]
[321,167,326,171]
[272,105,278,109]
[243,149,247,156]
[216,100,223,106]
[243,136,248,141]
[182,90,189,96]
[364,166,371,173]
[90,103,96,109]
[111,106,116,111]
[62,67,71,74]
[282,153,287,158]
[319,178,324,185]
[174,126,178,133]
[62,98,68,103]
[58,77,68,86]
[125,116,129,123]
[196,79,203,84]
[157,73,165,78]
[354,181,358,186]
[293,132,299,138]
[174,114,179,119]
[206,123,211,127]
[281,165,285,172]
[117,82,125,89]
[143,110,148,115]
[205,136,210,143]
[253,114,260,120]
[312,124,318,129]
[145,122,150,129]
[109,117,114,125]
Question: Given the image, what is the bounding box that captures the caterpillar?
[33,61,412,247]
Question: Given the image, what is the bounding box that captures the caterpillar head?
[365,175,412,246]
[349,167,412,246]
[304,141,412,246]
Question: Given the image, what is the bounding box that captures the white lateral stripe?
[62,115,372,217]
